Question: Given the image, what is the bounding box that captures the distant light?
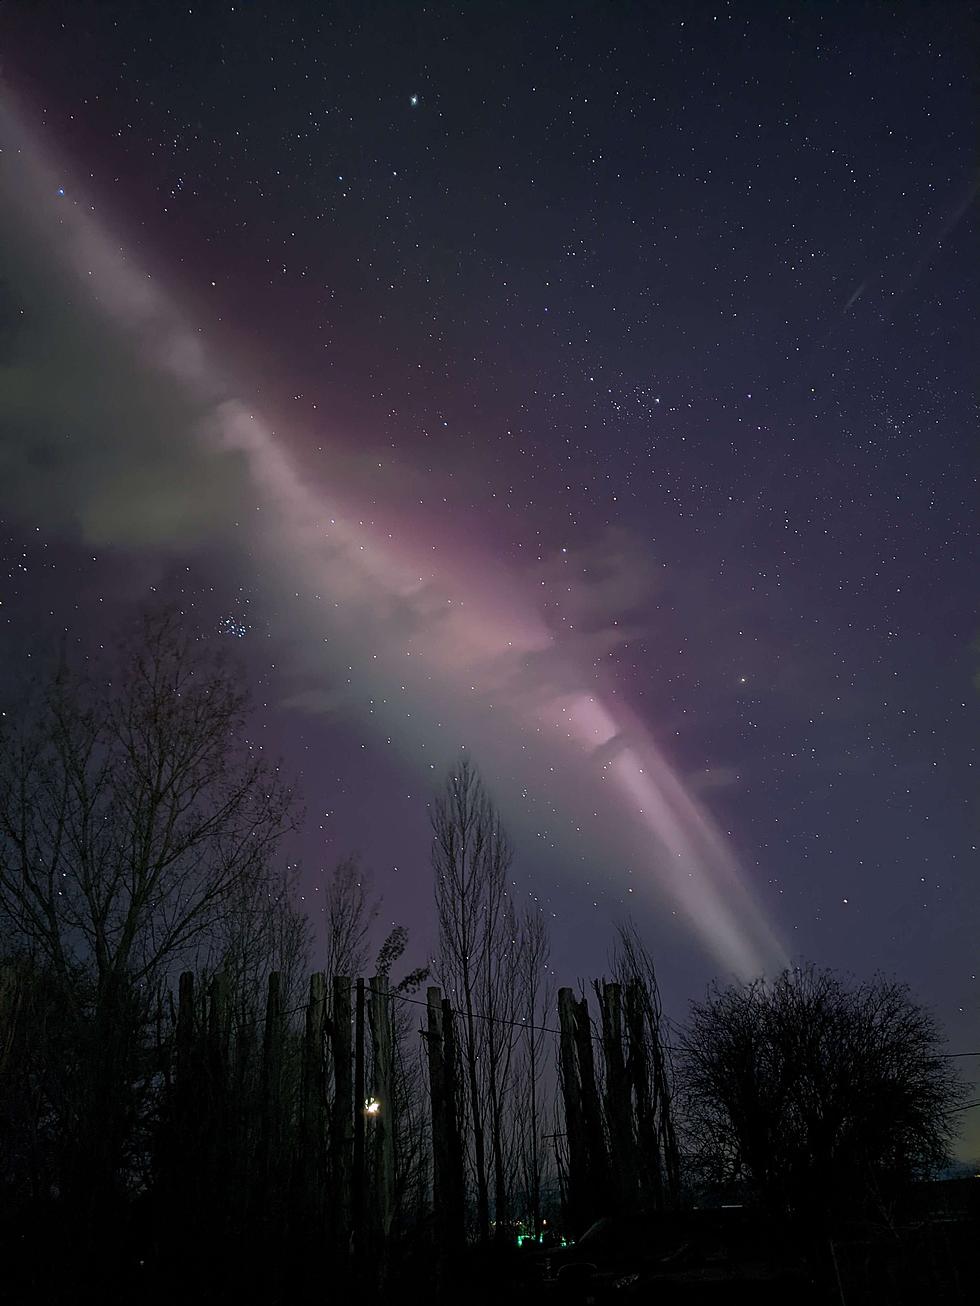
[364,1097,381,1116]
[409,94,419,107]
[57,187,65,196]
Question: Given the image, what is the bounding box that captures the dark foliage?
[679,964,963,1223]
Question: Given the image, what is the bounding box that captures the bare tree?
[513,907,553,1238]
[0,607,294,989]
[431,757,515,1242]
[318,853,379,987]
[679,963,963,1222]
[211,861,312,1020]
[370,924,430,1241]
[0,606,295,1206]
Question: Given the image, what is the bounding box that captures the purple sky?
[1,1,976,1156]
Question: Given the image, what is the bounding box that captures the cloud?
[0,113,251,548]
[0,100,787,978]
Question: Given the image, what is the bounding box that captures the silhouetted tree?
[371,922,430,1240]
[211,861,312,1019]
[513,907,553,1237]
[432,757,516,1242]
[0,606,295,1212]
[679,963,962,1223]
[610,921,679,1207]
[319,853,379,992]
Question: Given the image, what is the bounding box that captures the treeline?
[0,610,963,1304]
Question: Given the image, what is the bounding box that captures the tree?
[513,907,553,1238]
[319,853,379,988]
[0,606,295,1208]
[609,921,679,1208]
[679,964,962,1223]
[369,924,430,1247]
[432,756,516,1242]
[210,860,312,1020]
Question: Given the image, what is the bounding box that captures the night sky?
[1,3,977,1155]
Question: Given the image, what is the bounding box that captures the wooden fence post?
[206,971,230,1208]
[574,991,608,1213]
[176,971,195,1092]
[441,996,465,1245]
[426,988,451,1244]
[558,988,587,1235]
[331,975,353,1248]
[260,972,283,1201]
[352,977,365,1264]
[302,972,328,1200]
[207,971,230,1090]
[427,986,465,1284]
[558,987,609,1235]
[600,981,638,1214]
[367,975,396,1279]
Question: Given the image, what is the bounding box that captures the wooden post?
[207,971,230,1088]
[206,971,230,1209]
[303,973,327,1134]
[0,964,21,1077]
[352,977,365,1262]
[331,975,353,1248]
[426,987,452,1244]
[441,996,465,1245]
[176,971,195,1091]
[427,987,464,1285]
[625,979,662,1208]
[558,987,609,1235]
[260,972,283,1201]
[368,975,396,1279]
[574,992,609,1213]
[600,981,637,1214]
[302,972,328,1204]
[558,988,587,1235]
[172,971,196,1203]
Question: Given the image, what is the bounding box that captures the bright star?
[409,94,419,107]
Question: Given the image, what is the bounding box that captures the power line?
[189,977,980,1062]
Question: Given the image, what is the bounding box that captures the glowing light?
[0,100,787,977]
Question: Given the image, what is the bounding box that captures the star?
[409,94,419,107]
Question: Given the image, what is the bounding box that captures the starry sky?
[0,3,977,1154]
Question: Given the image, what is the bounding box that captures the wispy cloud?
[0,100,786,977]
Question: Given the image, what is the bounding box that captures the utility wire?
[187,976,980,1061]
